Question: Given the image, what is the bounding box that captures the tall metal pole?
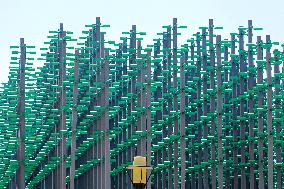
[180,52,186,189]
[102,49,111,189]
[128,24,136,189]
[59,23,67,189]
[183,43,189,188]
[70,49,79,189]
[201,27,209,189]
[273,49,281,189]
[247,20,255,189]
[256,36,264,189]
[223,43,230,189]
[122,37,128,189]
[137,39,146,156]
[95,17,101,189]
[165,27,173,189]
[17,37,26,189]
[195,32,202,189]
[189,39,197,189]
[230,33,239,189]
[266,35,273,189]
[172,17,179,189]
[116,42,124,189]
[146,49,152,189]
[216,35,223,189]
[99,31,106,189]
[238,27,246,189]
[209,19,216,189]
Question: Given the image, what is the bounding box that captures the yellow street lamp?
[126,156,152,189]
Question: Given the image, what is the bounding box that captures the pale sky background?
[1,0,284,85]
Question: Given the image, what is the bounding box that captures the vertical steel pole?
[117,42,124,189]
[146,50,152,189]
[172,17,179,189]
[70,50,79,189]
[98,17,102,189]
[273,49,281,189]
[195,32,202,189]
[130,25,136,189]
[137,39,146,156]
[201,27,208,189]
[17,38,26,189]
[223,44,230,189]
[183,44,189,188]
[166,27,173,189]
[103,49,111,189]
[201,28,209,189]
[99,31,105,189]
[189,40,197,189]
[180,52,186,189]
[230,33,239,189]
[137,39,143,155]
[216,35,223,189]
[247,20,256,189]
[122,38,127,189]
[59,23,67,189]
[209,19,216,189]
[238,27,246,189]
[266,35,273,189]
[256,36,264,189]
[163,29,169,189]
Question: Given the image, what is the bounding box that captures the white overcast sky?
[1,0,283,84]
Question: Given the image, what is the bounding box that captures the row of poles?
[4,17,283,189]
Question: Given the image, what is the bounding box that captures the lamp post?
[126,156,152,189]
